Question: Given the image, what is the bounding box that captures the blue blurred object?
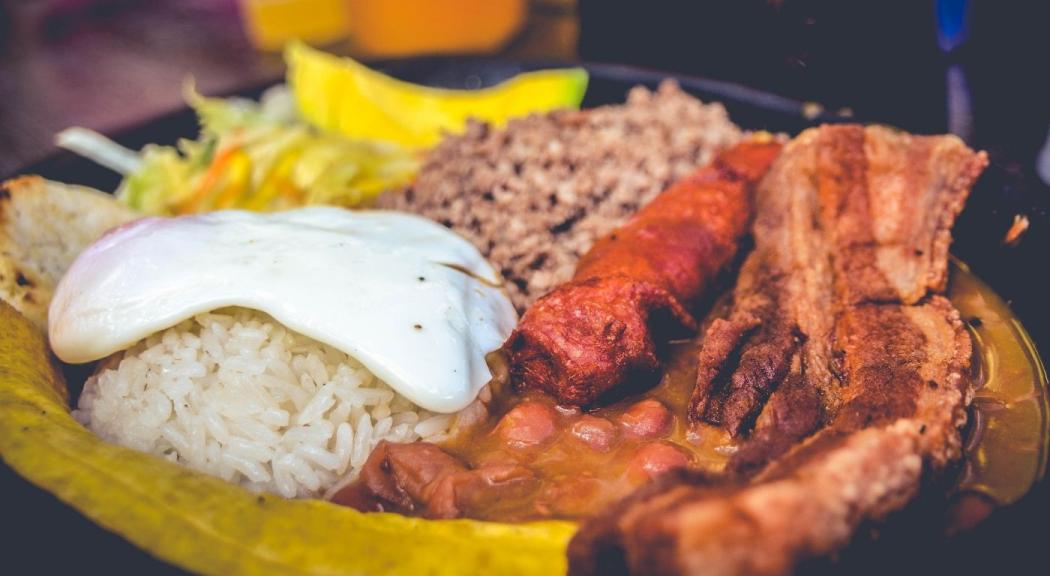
[936,0,970,53]
[936,0,973,141]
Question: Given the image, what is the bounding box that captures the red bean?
[495,400,558,448]
[619,399,672,439]
[628,442,690,480]
[570,415,618,452]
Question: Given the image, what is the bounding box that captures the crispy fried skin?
[569,125,987,576]
[506,141,783,406]
[691,124,986,455]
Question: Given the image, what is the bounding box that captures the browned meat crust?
[568,125,987,576]
[507,141,783,407]
[691,124,985,459]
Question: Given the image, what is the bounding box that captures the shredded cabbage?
[59,83,420,215]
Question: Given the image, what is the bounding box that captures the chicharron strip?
[569,125,988,576]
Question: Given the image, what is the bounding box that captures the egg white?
[48,207,518,413]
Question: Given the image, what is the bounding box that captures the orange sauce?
[437,262,1047,523]
[950,260,1049,505]
[439,335,734,521]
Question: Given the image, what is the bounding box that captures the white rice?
[74,308,475,499]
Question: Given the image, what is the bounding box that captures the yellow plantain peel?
[0,301,575,575]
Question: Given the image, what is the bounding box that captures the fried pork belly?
[569,125,988,576]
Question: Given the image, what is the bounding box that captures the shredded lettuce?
[59,83,419,215]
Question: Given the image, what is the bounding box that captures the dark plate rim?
[10,57,855,180]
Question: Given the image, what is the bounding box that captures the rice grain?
[74,308,465,499]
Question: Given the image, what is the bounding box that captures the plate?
[5,60,1048,575]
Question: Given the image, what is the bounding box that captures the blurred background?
[1,0,1048,183]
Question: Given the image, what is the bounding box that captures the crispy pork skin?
[569,125,987,576]
[506,141,783,407]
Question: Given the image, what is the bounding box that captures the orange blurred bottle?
[345,0,527,57]
[240,0,353,51]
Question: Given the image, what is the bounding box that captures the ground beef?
[375,81,742,311]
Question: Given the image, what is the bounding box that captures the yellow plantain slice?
[0,302,575,575]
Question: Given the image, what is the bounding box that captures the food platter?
[3,59,1048,575]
